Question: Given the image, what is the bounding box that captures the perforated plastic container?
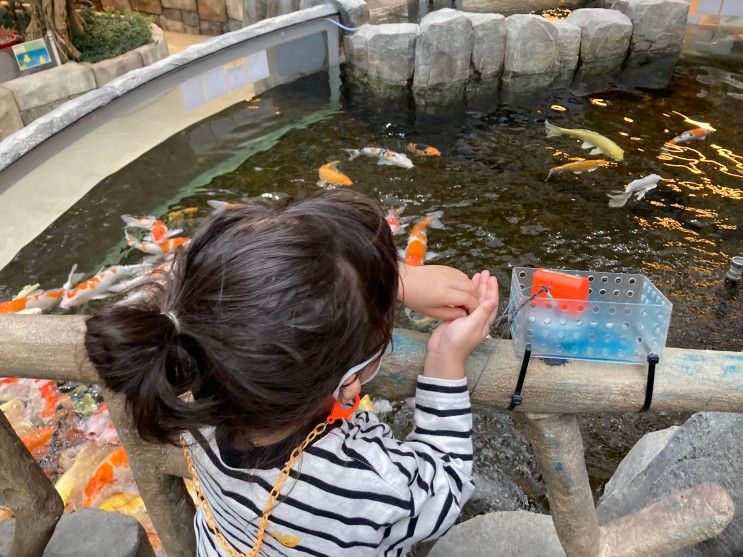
[509,267,672,364]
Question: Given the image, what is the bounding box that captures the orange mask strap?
[327,395,360,424]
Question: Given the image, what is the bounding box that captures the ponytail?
[84,304,215,444]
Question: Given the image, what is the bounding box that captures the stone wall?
[344,0,690,102]
[0,25,169,141]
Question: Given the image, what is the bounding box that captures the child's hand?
[424,270,499,380]
[398,263,479,320]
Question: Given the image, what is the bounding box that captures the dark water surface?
[2,60,741,513]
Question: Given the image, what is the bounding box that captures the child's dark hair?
[85,190,399,445]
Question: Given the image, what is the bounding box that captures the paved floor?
[163,31,210,55]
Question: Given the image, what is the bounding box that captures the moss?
[73,8,153,63]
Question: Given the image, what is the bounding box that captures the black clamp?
[509,343,532,411]
[640,353,659,412]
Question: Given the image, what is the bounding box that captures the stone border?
[0,4,339,172]
[344,0,689,101]
[0,24,169,141]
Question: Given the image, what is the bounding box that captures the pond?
[1,56,741,522]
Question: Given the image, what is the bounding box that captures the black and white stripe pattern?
[184,376,474,556]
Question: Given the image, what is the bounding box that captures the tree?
[25,0,85,60]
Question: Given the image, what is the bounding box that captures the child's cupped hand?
[424,270,499,380]
[398,264,480,320]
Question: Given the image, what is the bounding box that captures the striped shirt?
[184,376,474,556]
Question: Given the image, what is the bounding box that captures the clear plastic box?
[509,267,672,364]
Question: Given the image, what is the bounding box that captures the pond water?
[1,57,741,521]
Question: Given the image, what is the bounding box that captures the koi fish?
[61,264,150,309]
[545,121,624,162]
[403,211,444,267]
[344,148,414,169]
[665,128,713,146]
[385,207,407,235]
[55,443,116,506]
[21,425,54,457]
[0,268,84,314]
[546,159,611,181]
[83,404,119,446]
[84,446,130,506]
[207,200,248,212]
[407,143,441,157]
[121,215,181,243]
[125,231,190,256]
[318,161,353,187]
[167,207,199,227]
[607,174,662,208]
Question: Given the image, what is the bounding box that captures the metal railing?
[0,314,741,556]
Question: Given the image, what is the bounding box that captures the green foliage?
[0,0,30,36]
[72,7,153,63]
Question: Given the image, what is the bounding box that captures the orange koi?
[407,143,441,157]
[404,211,444,267]
[207,200,248,212]
[61,264,149,309]
[0,267,83,313]
[666,128,714,146]
[37,380,60,419]
[167,207,199,226]
[125,231,190,256]
[318,161,353,187]
[21,425,54,456]
[121,214,180,243]
[546,159,611,181]
[84,446,129,506]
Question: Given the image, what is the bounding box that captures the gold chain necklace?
[182,420,328,557]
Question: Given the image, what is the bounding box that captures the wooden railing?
[1,314,741,556]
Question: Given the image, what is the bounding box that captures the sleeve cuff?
[415,376,470,408]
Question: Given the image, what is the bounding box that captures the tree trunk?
[25,0,84,61]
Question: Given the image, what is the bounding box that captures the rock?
[612,0,689,53]
[161,0,195,11]
[129,0,161,14]
[197,0,227,21]
[621,50,678,88]
[245,0,266,23]
[199,19,222,34]
[414,9,474,89]
[158,15,187,32]
[225,0,243,20]
[101,0,132,12]
[87,49,144,87]
[222,18,243,32]
[3,63,96,113]
[565,8,632,62]
[183,23,200,34]
[504,14,558,76]
[429,510,564,557]
[552,19,580,84]
[597,412,743,556]
[0,508,154,557]
[365,23,418,86]
[162,7,181,20]
[135,42,162,66]
[343,24,377,72]
[299,0,327,8]
[336,0,369,28]
[463,12,506,78]
[276,0,295,15]
[0,86,23,141]
[602,425,679,498]
[181,9,199,26]
[373,398,393,415]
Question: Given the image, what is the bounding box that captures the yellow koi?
[545,121,624,162]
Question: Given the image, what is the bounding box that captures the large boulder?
[502,15,558,94]
[0,508,154,557]
[612,0,689,54]
[565,8,632,63]
[552,19,581,85]
[430,510,564,557]
[413,9,474,89]
[365,23,418,86]
[343,24,377,73]
[0,86,23,141]
[462,12,506,79]
[598,412,743,556]
[336,0,370,28]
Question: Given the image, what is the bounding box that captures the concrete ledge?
[0,86,23,139]
[86,49,145,87]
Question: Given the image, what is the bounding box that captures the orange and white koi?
[546,159,611,181]
[318,161,353,187]
[665,128,713,146]
[207,200,248,212]
[121,215,181,243]
[83,404,119,446]
[344,147,414,169]
[0,268,83,314]
[84,446,130,506]
[385,207,407,235]
[21,424,54,457]
[407,143,441,157]
[403,211,444,267]
[60,264,150,309]
[125,231,190,256]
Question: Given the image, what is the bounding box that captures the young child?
[85,191,498,556]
